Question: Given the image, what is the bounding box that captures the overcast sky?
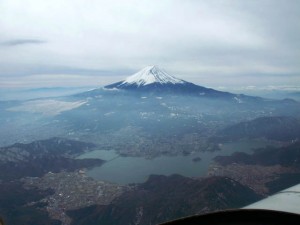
[0,0,299,89]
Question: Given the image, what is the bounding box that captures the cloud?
[0,39,46,47]
[7,99,87,115]
[0,73,126,88]
[0,0,299,88]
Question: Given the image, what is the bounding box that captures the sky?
[0,0,299,89]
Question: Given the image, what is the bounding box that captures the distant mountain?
[107,65,186,87]
[104,65,235,98]
[216,116,300,141]
[0,138,104,181]
[68,175,262,225]
[0,137,96,163]
[288,92,300,101]
[215,141,300,167]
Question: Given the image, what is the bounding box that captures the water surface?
[78,139,276,184]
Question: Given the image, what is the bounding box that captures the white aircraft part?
[244,183,300,214]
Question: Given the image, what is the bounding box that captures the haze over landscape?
[0,1,300,225]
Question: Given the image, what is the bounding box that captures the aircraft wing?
[244,183,300,214]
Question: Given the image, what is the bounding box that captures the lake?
[77,140,276,184]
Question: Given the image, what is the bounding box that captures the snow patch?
[170,113,178,118]
[104,112,115,116]
[121,65,185,86]
[234,97,243,103]
[103,87,120,91]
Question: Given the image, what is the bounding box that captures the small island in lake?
[192,157,202,163]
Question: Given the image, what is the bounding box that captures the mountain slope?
[214,141,300,167]
[217,116,300,141]
[68,175,262,225]
[0,138,104,181]
[0,181,61,225]
[104,65,235,97]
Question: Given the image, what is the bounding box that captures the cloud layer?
[0,0,299,88]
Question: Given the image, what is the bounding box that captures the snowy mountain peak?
[121,65,185,86]
[102,66,237,97]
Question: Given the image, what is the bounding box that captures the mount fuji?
[104,65,234,97]
[106,65,186,87]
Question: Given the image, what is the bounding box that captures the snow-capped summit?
[105,65,190,90]
[104,66,235,98]
[121,65,185,87]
